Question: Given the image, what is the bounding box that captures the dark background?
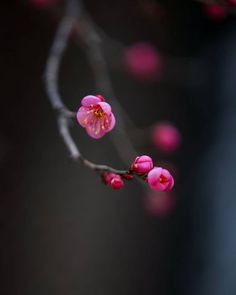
[1,0,236,294]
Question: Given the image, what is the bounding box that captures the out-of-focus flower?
[130,155,153,174]
[147,167,174,192]
[151,122,181,153]
[145,191,176,217]
[29,0,58,9]
[123,42,162,81]
[77,95,115,139]
[103,173,124,190]
[204,3,227,21]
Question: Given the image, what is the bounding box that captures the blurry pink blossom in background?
[123,42,163,81]
[145,191,176,217]
[147,167,174,192]
[77,95,115,139]
[131,155,153,174]
[29,0,58,9]
[151,122,181,153]
[204,3,227,21]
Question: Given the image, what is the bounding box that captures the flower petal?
[81,95,101,107]
[86,118,106,139]
[76,106,89,127]
[107,113,116,131]
[98,102,112,114]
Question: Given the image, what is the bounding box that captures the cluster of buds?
[76,95,174,192]
[103,172,133,190]
[102,155,174,192]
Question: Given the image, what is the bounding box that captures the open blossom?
[77,95,115,139]
[131,155,153,174]
[103,173,124,190]
[147,167,174,192]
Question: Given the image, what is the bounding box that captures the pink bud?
[123,42,162,81]
[103,173,124,190]
[131,155,154,174]
[204,4,227,21]
[110,177,124,190]
[152,122,181,153]
[147,167,174,192]
[29,0,58,9]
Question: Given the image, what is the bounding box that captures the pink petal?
[152,182,167,192]
[76,106,89,127]
[86,119,106,139]
[81,95,101,107]
[161,168,171,179]
[107,113,116,131]
[165,176,174,191]
[97,102,112,114]
[147,167,162,186]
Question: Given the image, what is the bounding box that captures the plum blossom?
[77,95,115,139]
[131,155,153,174]
[123,42,162,81]
[103,173,124,190]
[152,122,181,153]
[147,167,174,192]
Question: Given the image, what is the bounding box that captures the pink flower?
[145,191,176,217]
[77,95,116,139]
[152,122,181,153]
[29,0,58,9]
[131,155,153,174]
[147,167,174,192]
[123,42,162,81]
[204,4,227,21]
[103,173,124,190]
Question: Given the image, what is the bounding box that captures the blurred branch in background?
[45,0,134,176]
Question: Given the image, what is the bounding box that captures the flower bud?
[131,155,153,174]
[147,167,174,192]
[103,173,124,190]
[123,42,162,81]
[152,122,181,153]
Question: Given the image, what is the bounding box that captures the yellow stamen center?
[159,176,168,184]
[94,108,104,118]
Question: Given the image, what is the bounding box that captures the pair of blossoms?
[77,95,174,191]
